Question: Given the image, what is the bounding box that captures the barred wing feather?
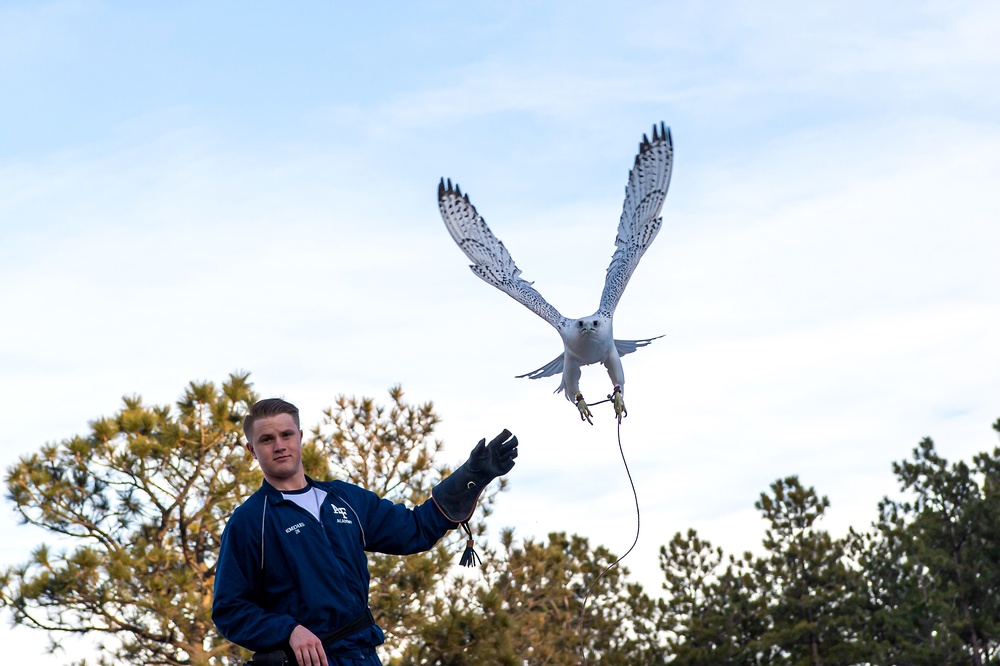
[599,122,673,317]
[438,178,569,331]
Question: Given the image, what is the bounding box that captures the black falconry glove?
[433,429,518,566]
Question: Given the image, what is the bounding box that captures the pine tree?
[752,477,864,666]
[658,529,770,665]
[0,373,257,665]
[852,424,1000,665]
[402,530,663,665]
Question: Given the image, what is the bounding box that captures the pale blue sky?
[3,1,999,661]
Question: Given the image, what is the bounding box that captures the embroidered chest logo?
[285,521,306,535]
[329,502,353,525]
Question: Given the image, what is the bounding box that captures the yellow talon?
[610,385,626,423]
[575,393,594,425]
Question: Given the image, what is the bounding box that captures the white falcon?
[438,123,673,424]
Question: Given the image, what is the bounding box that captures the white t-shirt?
[281,485,329,521]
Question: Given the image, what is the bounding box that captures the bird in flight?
[438,123,673,424]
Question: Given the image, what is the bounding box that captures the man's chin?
[264,463,299,478]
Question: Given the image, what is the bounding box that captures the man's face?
[246,413,305,488]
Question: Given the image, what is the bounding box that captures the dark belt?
[247,608,376,666]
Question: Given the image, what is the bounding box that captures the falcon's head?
[573,316,610,338]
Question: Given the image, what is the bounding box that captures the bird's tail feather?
[516,354,564,381]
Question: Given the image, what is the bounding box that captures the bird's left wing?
[439,178,569,331]
[599,123,673,317]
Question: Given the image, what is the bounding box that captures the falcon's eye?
[593,320,600,327]
[577,321,584,327]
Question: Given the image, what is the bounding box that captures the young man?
[213,398,517,666]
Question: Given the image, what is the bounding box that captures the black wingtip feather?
[439,178,463,200]
[639,121,672,154]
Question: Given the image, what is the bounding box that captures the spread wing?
[438,178,569,331]
[599,122,673,317]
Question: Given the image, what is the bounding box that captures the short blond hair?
[244,398,300,442]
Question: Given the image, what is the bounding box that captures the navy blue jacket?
[213,476,455,659]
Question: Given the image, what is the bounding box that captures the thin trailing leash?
[577,401,641,665]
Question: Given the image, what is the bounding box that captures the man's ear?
[245,440,257,459]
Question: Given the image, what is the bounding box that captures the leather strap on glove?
[432,429,517,566]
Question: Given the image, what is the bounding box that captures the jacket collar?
[260,476,319,503]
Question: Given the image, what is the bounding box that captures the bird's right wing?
[599,123,673,317]
[438,178,568,331]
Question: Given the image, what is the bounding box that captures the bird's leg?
[601,354,627,423]
[609,385,626,423]
[575,393,594,425]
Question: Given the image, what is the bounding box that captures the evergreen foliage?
[657,422,1000,666]
[848,422,1000,666]
[1,372,257,665]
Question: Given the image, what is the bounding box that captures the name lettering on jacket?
[285,522,306,534]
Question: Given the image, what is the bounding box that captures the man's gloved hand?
[468,429,518,478]
[432,429,518,524]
